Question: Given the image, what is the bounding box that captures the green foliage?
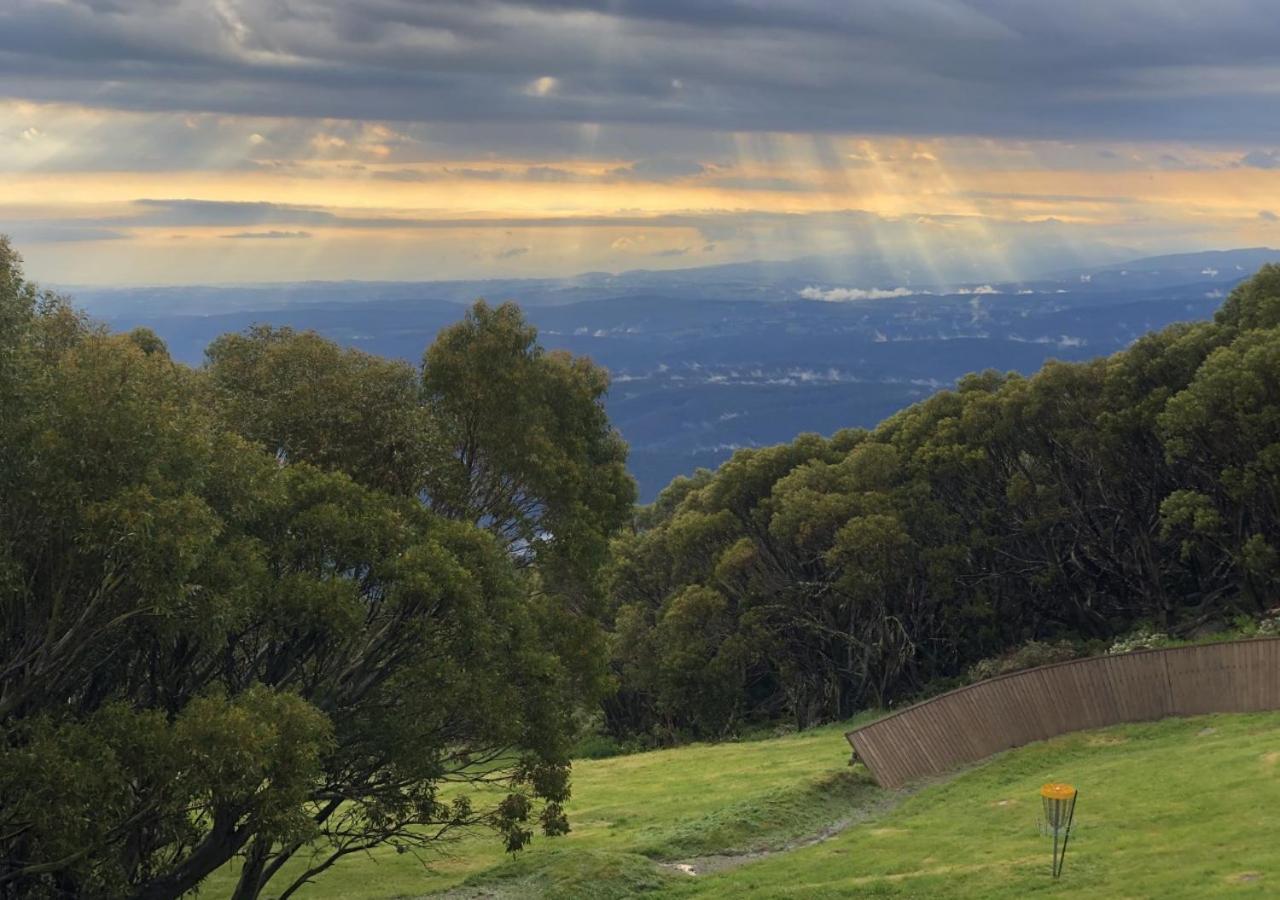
[967,640,1081,682]
[421,301,635,593]
[0,241,632,898]
[1215,261,1280,331]
[569,731,644,760]
[605,263,1280,740]
[205,324,434,496]
[1107,628,1172,655]
[652,586,750,737]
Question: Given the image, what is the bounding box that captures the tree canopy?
[0,238,633,898]
[603,265,1280,740]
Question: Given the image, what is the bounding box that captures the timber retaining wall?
[845,637,1280,788]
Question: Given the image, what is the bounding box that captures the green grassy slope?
[211,712,1280,898]
[670,712,1280,898]
[206,718,872,898]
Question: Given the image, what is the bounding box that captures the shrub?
[1108,628,1172,655]
[967,640,1080,682]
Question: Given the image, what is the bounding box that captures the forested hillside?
[602,265,1280,739]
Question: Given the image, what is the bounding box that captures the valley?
[79,249,1271,499]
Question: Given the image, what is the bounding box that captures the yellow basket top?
[1040,782,1077,800]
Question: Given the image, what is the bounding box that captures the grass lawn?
[205,718,870,898]
[669,712,1280,899]
[208,711,1280,898]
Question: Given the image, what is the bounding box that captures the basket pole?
[1054,791,1078,878]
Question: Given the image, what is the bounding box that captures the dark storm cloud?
[4,1,1280,141]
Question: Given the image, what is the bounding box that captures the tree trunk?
[230,838,271,900]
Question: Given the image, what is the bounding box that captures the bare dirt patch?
[658,815,857,877]
[1085,734,1129,747]
[1227,871,1262,884]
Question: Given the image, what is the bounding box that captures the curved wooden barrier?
[845,637,1280,788]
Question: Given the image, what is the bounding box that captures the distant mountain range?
[71,247,1279,501]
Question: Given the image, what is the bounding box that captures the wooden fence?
[845,637,1280,788]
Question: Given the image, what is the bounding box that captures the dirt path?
[428,770,954,896]
[656,781,927,878]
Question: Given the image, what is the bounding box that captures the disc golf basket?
[1039,783,1078,878]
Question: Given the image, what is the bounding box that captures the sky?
[3,0,1280,285]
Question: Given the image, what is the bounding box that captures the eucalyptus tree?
[0,240,616,899]
[603,263,1280,740]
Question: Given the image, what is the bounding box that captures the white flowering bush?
[1107,628,1171,655]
